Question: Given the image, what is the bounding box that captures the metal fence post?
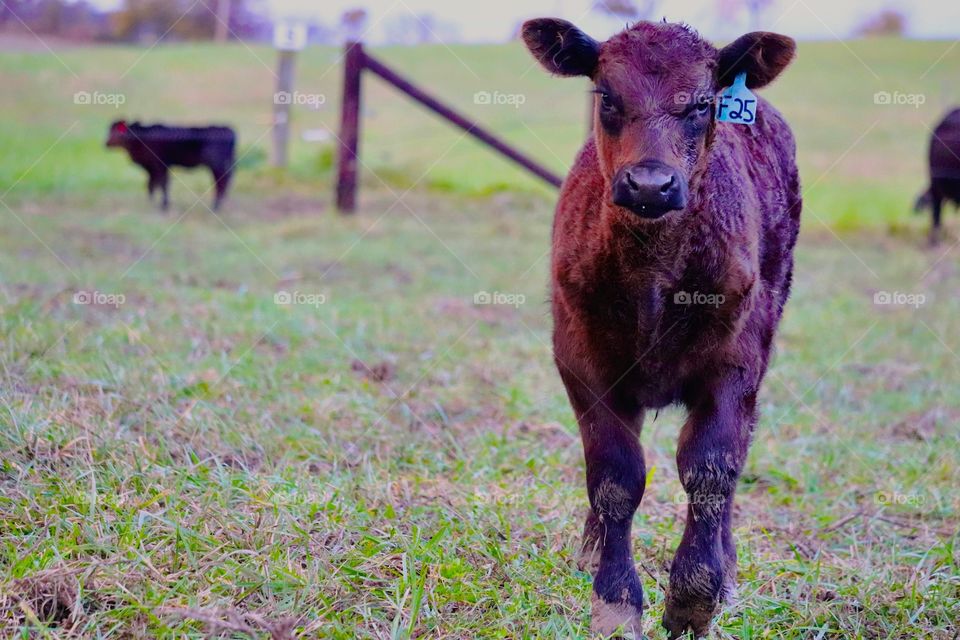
[271,49,296,168]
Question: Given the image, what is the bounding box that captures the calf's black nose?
[611,161,687,218]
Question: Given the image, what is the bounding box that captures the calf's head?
[522,19,795,219]
[106,120,129,147]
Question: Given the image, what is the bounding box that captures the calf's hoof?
[591,563,645,639]
[590,591,643,638]
[661,592,717,639]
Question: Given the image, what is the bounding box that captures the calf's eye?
[685,99,711,122]
[600,93,614,111]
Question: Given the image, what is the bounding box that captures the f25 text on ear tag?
[716,72,757,125]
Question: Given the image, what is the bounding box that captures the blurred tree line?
[0,0,271,42]
[854,9,906,37]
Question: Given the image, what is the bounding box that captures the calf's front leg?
[663,376,755,639]
[155,167,170,212]
[563,378,646,637]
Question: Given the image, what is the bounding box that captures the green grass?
[0,35,958,639]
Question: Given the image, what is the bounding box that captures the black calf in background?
[107,120,236,211]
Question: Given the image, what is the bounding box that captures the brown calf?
[522,18,801,638]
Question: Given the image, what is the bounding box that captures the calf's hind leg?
[146,173,158,202]
[929,191,943,245]
[663,374,755,639]
[155,167,170,211]
[211,165,232,211]
[562,375,646,637]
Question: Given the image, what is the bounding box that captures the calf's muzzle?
[611,161,687,218]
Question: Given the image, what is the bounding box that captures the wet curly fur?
[522,17,800,639]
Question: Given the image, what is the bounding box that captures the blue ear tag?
[716,72,757,125]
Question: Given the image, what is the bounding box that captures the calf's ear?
[521,18,599,77]
[717,31,796,89]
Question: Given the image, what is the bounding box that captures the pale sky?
[272,0,960,42]
[87,0,960,42]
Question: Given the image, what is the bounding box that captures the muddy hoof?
[591,591,643,638]
[662,594,716,639]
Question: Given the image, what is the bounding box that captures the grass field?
[0,33,958,639]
